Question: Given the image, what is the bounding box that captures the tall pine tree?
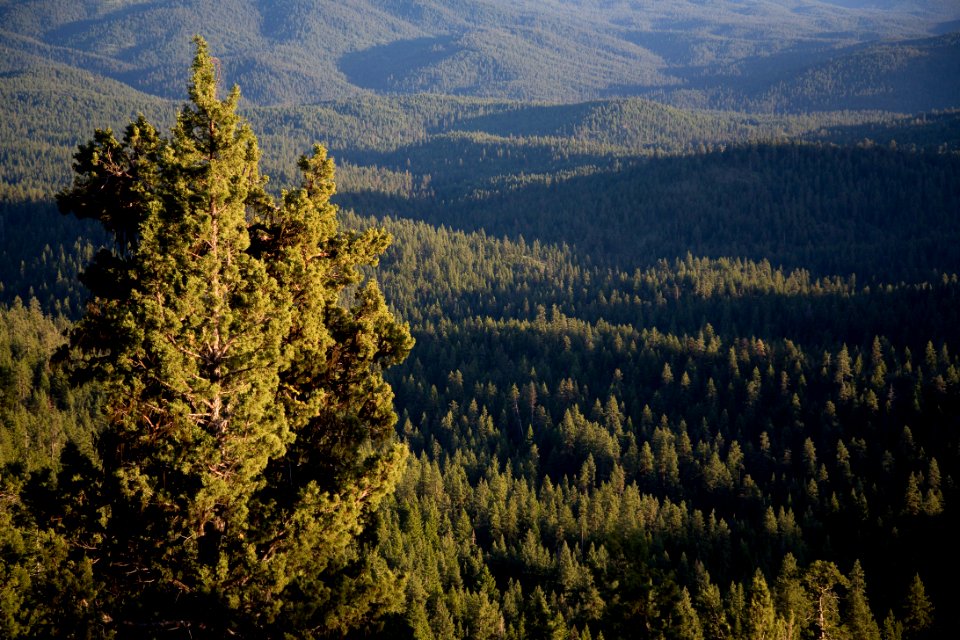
[845,560,881,640]
[17,37,413,637]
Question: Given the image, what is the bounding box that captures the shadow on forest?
[814,110,960,150]
[385,255,960,353]
[339,36,461,94]
[335,141,960,283]
[5,138,960,354]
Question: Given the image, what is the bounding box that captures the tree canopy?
[1,37,412,638]
[0,25,957,640]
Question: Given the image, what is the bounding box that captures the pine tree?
[726,581,746,639]
[804,560,848,640]
[775,554,811,640]
[903,473,923,516]
[882,611,903,640]
[902,574,933,638]
[746,569,777,640]
[922,458,944,516]
[675,587,705,640]
[28,37,412,637]
[845,560,881,640]
[695,564,730,640]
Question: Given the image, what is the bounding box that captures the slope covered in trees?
[763,31,960,112]
[1,25,959,640]
[10,41,956,198]
[6,40,959,297]
[1,0,957,110]
[3,206,957,637]
[652,31,960,113]
[343,211,959,639]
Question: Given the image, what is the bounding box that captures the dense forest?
[2,0,959,110]
[2,6,960,639]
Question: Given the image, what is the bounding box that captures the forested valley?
[2,2,960,638]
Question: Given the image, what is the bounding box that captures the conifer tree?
[746,569,777,640]
[902,574,933,638]
[775,554,811,640]
[675,587,705,640]
[695,564,730,640]
[804,560,848,640]
[22,37,413,637]
[845,560,881,640]
[882,611,904,640]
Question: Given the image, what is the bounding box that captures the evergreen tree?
[675,587,705,640]
[746,569,777,640]
[845,561,881,640]
[775,553,811,640]
[804,561,847,640]
[902,574,933,639]
[18,37,412,637]
[726,581,746,639]
[903,473,922,516]
[882,611,904,640]
[695,565,730,640]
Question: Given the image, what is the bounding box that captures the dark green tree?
[14,37,412,637]
[774,554,812,640]
[804,560,848,640]
[902,574,933,639]
[746,569,777,640]
[674,587,704,640]
[695,564,730,640]
[845,560,880,640]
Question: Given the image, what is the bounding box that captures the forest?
[1,3,960,639]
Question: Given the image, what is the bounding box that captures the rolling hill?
[1,0,957,109]
[2,12,960,636]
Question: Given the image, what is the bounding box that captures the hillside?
[1,0,957,109]
[3,49,959,318]
[4,197,960,636]
[1,12,960,638]
[9,41,951,188]
[741,32,960,113]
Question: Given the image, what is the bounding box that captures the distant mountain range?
[1,0,958,111]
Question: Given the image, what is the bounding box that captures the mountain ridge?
[1,0,957,109]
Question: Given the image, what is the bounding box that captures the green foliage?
[355,142,960,281]
[342,209,959,638]
[0,300,96,470]
[2,39,412,637]
[744,33,960,113]
[847,560,881,640]
[0,9,959,640]
[902,575,933,638]
[5,159,959,637]
[746,570,776,640]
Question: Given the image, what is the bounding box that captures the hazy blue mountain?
[750,31,960,112]
[1,0,957,108]
[652,30,960,113]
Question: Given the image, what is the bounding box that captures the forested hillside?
[3,141,960,638]
[367,214,959,639]
[3,202,958,637]
[1,0,957,110]
[1,10,959,639]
